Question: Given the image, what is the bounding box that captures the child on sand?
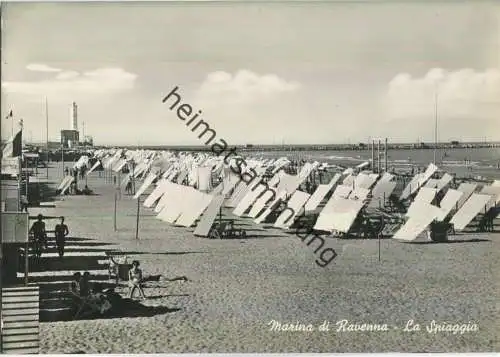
[128,260,146,300]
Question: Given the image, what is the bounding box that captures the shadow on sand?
[409,238,491,245]
[21,235,187,322]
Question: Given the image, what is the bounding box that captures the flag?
[2,129,22,158]
[5,110,13,119]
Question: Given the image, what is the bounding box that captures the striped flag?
[2,128,22,158]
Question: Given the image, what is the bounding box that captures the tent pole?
[135,197,140,240]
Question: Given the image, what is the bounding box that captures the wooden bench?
[1,285,40,354]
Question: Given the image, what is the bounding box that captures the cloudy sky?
[2,1,499,146]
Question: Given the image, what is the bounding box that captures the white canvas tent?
[400,163,438,200]
[248,188,277,218]
[60,177,75,195]
[143,180,168,208]
[305,184,332,212]
[273,191,311,229]
[393,203,443,241]
[456,183,478,209]
[133,173,157,199]
[413,187,438,204]
[314,197,365,233]
[233,184,268,217]
[450,193,493,231]
[368,180,397,208]
[436,189,463,221]
[175,191,213,227]
[193,195,225,237]
[86,161,101,175]
[253,190,288,224]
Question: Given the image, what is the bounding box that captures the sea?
[248,147,500,179]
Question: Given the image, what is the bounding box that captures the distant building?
[60,130,80,148]
[82,135,94,147]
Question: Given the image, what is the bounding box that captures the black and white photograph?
[0,0,499,354]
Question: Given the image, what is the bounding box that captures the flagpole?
[18,119,24,211]
[46,98,49,178]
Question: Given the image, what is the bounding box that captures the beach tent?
[176,169,189,184]
[353,172,378,190]
[435,189,464,221]
[221,170,241,195]
[211,182,224,195]
[133,172,157,199]
[348,187,371,201]
[413,187,438,204]
[435,173,454,192]
[343,168,354,175]
[157,184,190,223]
[248,188,278,218]
[393,203,443,241]
[60,177,75,195]
[456,183,478,209]
[143,179,168,208]
[271,158,291,174]
[479,185,500,205]
[120,174,131,189]
[356,161,370,170]
[57,176,73,191]
[193,195,225,237]
[175,192,214,227]
[313,197,365,233]
[343,174,355,186]
[225,181,249,207]
[274,191,311,229]
[424,179,439,188]
[253,190,288,224]
[112,159,127,172]
[86,160,101,176]
[367,180,397,208]
[197,166,213,192]
[233,183,268,217]
[450,193,493,231]
[328,173,342,187]
[304,184,333,212]
[400,163,438,200]
[154,185,173,213]
[332,184,352,199]
[73,155,89,169]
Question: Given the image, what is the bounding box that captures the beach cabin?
[1,212,40,354]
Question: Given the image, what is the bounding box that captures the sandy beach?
[23,162,499,353]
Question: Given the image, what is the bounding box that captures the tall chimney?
[70,102,78,130]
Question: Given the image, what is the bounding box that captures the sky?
[1,1,499,146]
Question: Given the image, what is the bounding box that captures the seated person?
[79,271,92,298]
[89,283,112,315]
[69,272,82,297]
[69,272,82,314]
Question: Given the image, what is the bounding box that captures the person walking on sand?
[55,217,69,258]
[128,260,146,300]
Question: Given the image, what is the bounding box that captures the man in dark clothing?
[29,214,47,256]
[55,217,69,257]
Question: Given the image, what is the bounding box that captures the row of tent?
[80,148,500,241]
